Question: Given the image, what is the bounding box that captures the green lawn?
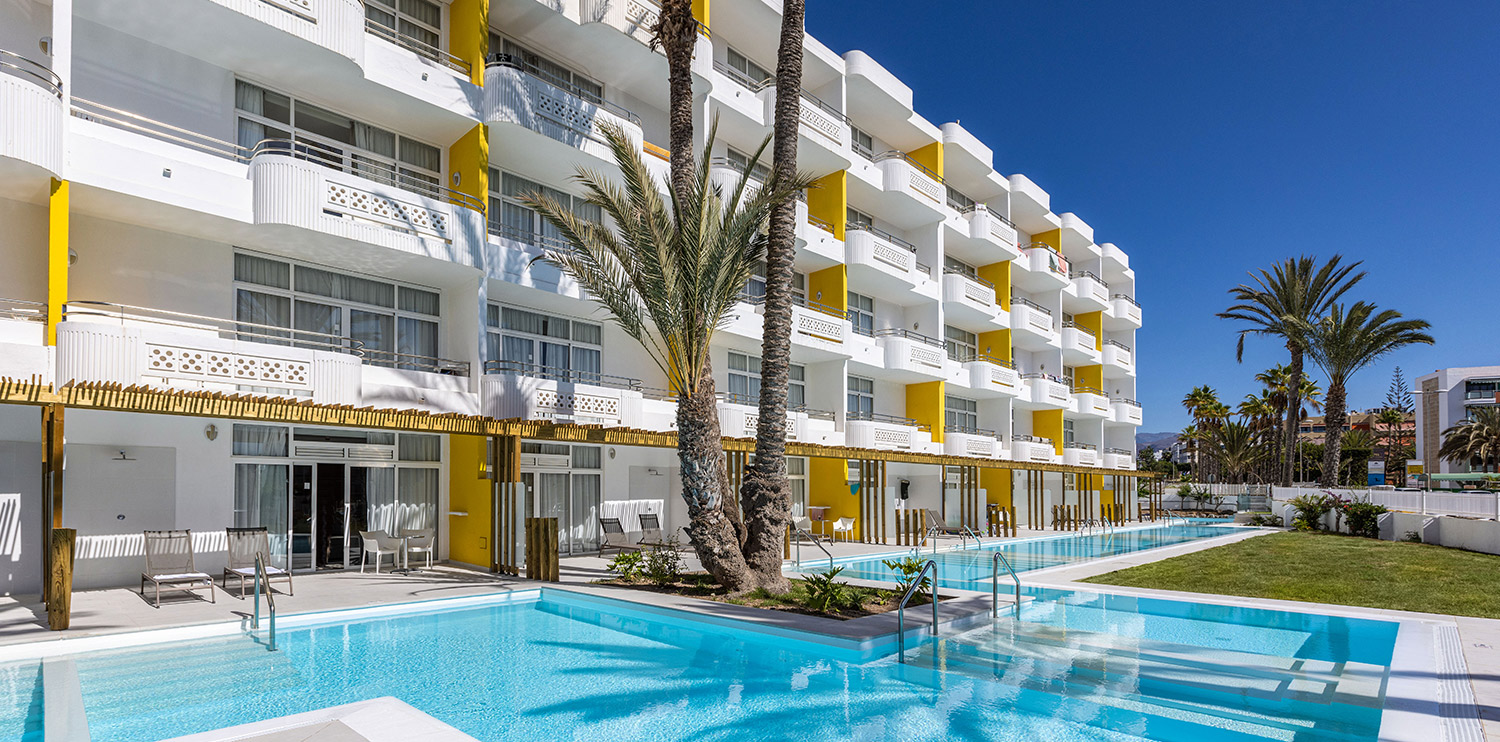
[1083,531,1500,618]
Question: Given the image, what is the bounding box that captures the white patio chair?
[223,526,292,598]
[400,528,435,570]
[832,517,856,542]
[140,530,215,607]
[359,530,399,573]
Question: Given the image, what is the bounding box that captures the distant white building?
[1415,366,1500,483]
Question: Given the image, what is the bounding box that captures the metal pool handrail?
[792,524,832,568]
[896,559,939,662]
[959,524,982,549]
[253,554,277,652]
[992,549,1021,620]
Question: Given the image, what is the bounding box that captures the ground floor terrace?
[0,377,1160,600]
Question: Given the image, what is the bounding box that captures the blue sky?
[807,1,1500,433]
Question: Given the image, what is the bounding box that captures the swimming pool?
[0,582,1403,742]
[823,524,1248,591]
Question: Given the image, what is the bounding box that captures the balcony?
[1103,448,1136,470]
[731,292,851,357]
[846,411,927,451]
[0,298,51,382]
[717,394,839,443]
[1060,321,1101,364]
[1107,294,1143,329]
[1102,340,1134,377]
[941,269,1001,324]
[1014,243,1071,291]
[1101,242,1130,273]
[755,86,852,173]
[1111,398,1144,426]
[0,49,64,179]
[1072,386,1111,419]
[875,329,946,380]
[1063,442,1099,467]
[872,151,948,223]
[844,224,932,298]
[1009,298,1056,350]
[1022,373,1071,409]
[962,355,1022,399]
[957,205,1020,256]
[1011,435,1057,463]
[485,56,645,173]
[944,426,1000,458]
[1066,270,1110,312]
[483,360,649,427]
[248,141,485,260]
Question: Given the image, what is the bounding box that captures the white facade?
[1415,366,1500,483]
[0,0,1142,593]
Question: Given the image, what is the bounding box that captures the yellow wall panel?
[1033,409,1064,456]
[692,0,711,29]
[906,380,945,443]
[1075,364,1104,391]
[450,124,489,216]
[807,171,847,239]
[909,141,944,180]
[1033,228,1062,250]
[977,260,1011,310]
[448,0,490,86]
[809,456,858,539]
[448,435,492,568]
[977,329,1011,364]
[807,265,846,314]
[47,179,68,347]
[1077,310,1103,351]
[981,467,1013,508]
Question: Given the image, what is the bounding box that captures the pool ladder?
[895,559,939,662]
[958,525,982,550]
[991,549,1021,620]
[252,553,277,651]
[791,524,833,569]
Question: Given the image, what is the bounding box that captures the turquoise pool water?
[826,524,1246,590]
[0,583,1397,742]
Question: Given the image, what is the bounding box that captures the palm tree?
[1439,407,1500,474]
[739,0,807,592]
[654,0,699,204]
[1301,302,1434,487]
[1180,386,1219,474]
[526,124,807,591]
[1219,256,1366,486]
[1239,393,1277,482]
[1207,418,1267,484]
[1376,407,1407,480]
[1338,429,1377,486]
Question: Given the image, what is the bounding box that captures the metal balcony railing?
[845,222,917,253]
[1062,320,1096,339]
[945,424,996,437]
[1012,434,1053,445]
[1105,447,1134,456]
[1069,270,1108,287]
[709,155,772,185]
[943,266,995,289]
[248,140,483,212]
[737,291,845,319]
[847,410,926,430]
[488,222,577,253]
[1104,339,1132,351]
[0,49,61,97]
[1071,385,1107,397]
[487,54,642,125]
[1110,293,1141,308]
[485,359,639,390]
[0,298,46,323]
[874,328,944,348]
[1020,372,1069,385]
[365,19,471,75]
[957,203,1016,228]
[1065,442,1098,451]
[793,405,837,421]
[1112,397,1142,407]
[850,322,875,338]
[956,353,1016,369]
[712,59,772,91]
[871,150,943,184]
[1010,296,1053,316]
[72,98,248,161]
[806,214,836,235]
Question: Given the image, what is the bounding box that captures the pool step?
[77,637,304,711]
[900,623,1385,740]
[0,662,44,742]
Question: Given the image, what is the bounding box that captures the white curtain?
[397,468,438,533]
[234,254,291,289]
[232,424,289,457]
[234,464,289,569]
[363,468,399,534]
[397,317,438,368]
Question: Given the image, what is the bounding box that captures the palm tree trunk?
[657,0,698,205]
[677,371,754,591]
[739,0,805,593]
[1320,381,1347,487]
[1282,344,1303,486]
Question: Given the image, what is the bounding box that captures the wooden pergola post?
[491,434,522,575]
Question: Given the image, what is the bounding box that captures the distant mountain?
[1134,432,1180,452]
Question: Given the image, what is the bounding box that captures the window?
[944,256,978,279]
[847,375,874,418]
[489,169,601,247]
[851,126,874,160]
[492,36,603,103]
[234,253,442,370]
[847,207,874,227]
[944,325,977,362]
[726,147,772,183]
[742,262,804,303]
[726,47,772,88]
[847,292,874,337]
[1063,418,1076,445]
[232,424,289,457]
[727,352,805,407]
[367,0,443,51]
[235,80,441,197]
[399,434,441,462]
[486,305,602,381]
[788,456,808,517]
[945,396,978,432]
[946,186,975,212]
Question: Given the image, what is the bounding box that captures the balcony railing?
[1111,293,1141,308]
[848,410,926,430]
[1021,242,1070,275]
[486,359,640,390]
[1021,372,1069,385]
[1069,270,1108,288]
[1062,320,1096,339]
[713,59,772,91]
[845,222,917,253]
[871,150,943,184]
[737,291,845,319]
[0,298,45,323]
[1105,447,1134,456]
[1,49,62,97]
[1010,296,1053,316]
[874,328,943,348]
[1072,385,1107,397]
[957,353,1016,369]
[72,97,248,161]
[957,203,1016,229]
[719,394,836,421]
[249,139,483,212]
[945,424,996,437]
[489,221,577,253]
[794,405,837,421]
[1104,339,1132,352]
[1065,442,1098,451]
[943,266,995,289]
[365,18,470,75]
[488,54,642,125]
[1012,434,1053,445]
[1112,397,1142,407]
[807,214,836,234]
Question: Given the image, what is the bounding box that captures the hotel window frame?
[486,305,603,382]
[945,395,979,432]
[847,375,875,418]
[488,169,602,248]
[367,0,445,51]
[847,291,875,337]
[944,325,978,363]
[727,352,805,408]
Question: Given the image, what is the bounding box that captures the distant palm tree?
[526,124,807,591]
[1301,302,1434,486]
[1208,418,1267,484]
[1239,393,1278,482]
[1181,386,1221,476]
[1219,256,1366,486]
[1338,429,1378,486]
[1439,407,1500,474]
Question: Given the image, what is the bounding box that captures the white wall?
[0,440,42,596]
[73,19,236,143]
[71,214,235,319]
[0,1,50,66]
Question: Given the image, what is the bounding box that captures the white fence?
[1162,483,1271,512]
[1272,486,1500,519]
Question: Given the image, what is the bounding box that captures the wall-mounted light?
[39,37,51,56]
[204,424,218,441]
[162,168,172,178]
[608,447,617,459]
[451,172,461,187]
[68,249,77,266]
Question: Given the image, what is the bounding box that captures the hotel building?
[0,0,1143,593]
[1415,366,1500,484]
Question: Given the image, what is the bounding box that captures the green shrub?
[607,551,644,581]
[1341,501,1389,539]
[881,555,932,595]
[802,567,851,612]
[1402,530,1422,543]
[1246,512,1281,527]
[1288,494,1334,531]
[643,538,683,586]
